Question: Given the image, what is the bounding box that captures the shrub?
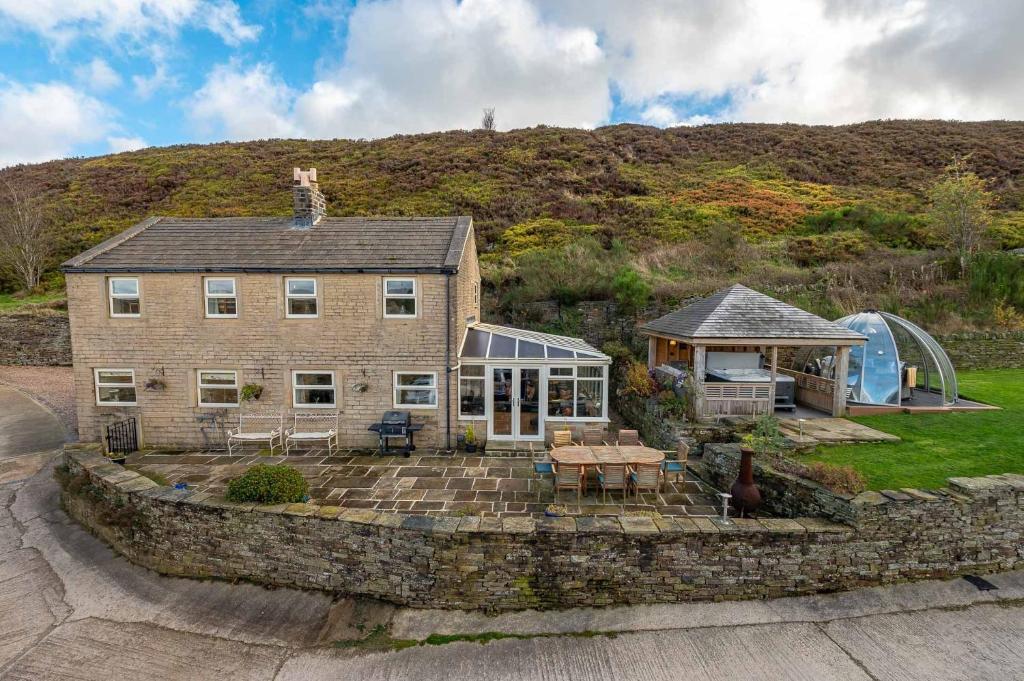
[611,266,651,316]
[803,462,867,495]
[225,464,309,504]
[621,361,657,397]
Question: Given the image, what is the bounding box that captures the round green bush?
[225,464,309,504]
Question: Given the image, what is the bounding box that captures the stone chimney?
[292,168,326,228]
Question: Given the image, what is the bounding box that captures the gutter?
[62,266,460,275]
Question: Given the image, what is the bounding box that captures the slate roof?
[640,284,866,344]
[62,216,473,273]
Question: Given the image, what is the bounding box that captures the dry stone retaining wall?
[0,312,71,366]
[62,443,1024,612]
[934,331,1024,370]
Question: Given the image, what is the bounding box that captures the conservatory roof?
[459,323,609,362]
[640,284,867,345]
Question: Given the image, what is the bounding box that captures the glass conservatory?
[796,311,958,408]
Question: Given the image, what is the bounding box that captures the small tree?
[0,180,55,291]
[611,266,652,317]
[481,108,495,131]
[927,156,993,278]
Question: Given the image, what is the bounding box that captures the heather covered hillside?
[3,120,1024,333]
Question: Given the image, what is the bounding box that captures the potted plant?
[464,425,477,453]
[240,383,264,402]
[545,504,569,517]
[144,377,167,391]
[105,451,127,466]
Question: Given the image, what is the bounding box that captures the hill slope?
[3,120,1024,332]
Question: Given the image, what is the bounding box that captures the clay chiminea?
[730,446,762,516]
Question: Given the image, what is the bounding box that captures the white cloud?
[107,135,148,153]
[0,80,112,167]
[189,61,299,140]
[132,64,176,100]
[74,58,122,92]
[0,0,259,48]
[189,0,610,140]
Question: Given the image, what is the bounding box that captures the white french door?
[488,366,544,441]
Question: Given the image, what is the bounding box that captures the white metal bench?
[285,412,339,454]
[227,413,284,455]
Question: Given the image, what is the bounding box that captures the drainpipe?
[445,272,453,454]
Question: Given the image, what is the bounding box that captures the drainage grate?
[962,575,998,591]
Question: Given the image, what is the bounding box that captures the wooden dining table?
[549,445,665,467]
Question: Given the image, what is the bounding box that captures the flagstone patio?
[123,449,724,518]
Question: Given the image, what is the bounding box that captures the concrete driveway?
[0,385,66,460]
[2,395,1024,679]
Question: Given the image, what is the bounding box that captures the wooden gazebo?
[640,285,866,418]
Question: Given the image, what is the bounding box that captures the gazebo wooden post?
[692,344,707,417]
[769,345,778,416]
[832,345,851,416]
[647,336,657,370]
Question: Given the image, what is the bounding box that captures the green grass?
[801,369,1024,490]
[0,291,65,312]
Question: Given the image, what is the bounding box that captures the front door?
[489,367,544,441]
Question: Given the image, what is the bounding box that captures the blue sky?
[0,0,1021,167]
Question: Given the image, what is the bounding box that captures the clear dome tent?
[794,311,958,407]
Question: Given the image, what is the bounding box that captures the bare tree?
[928,155,992,278]
[0,180,54,291]
[481,108,495,131]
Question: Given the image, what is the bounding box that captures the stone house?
[62,169,610,451]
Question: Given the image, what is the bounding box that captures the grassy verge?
[0,291,65,312]
[800,369,1024,490]
[332,625,614,654]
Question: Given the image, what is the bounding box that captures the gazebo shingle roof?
[640,284,866,343]
[62,215,473,273]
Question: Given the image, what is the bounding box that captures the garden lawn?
[801,369,1024,490]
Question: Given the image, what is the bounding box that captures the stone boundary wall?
[935,331,1024,370]
[61,443,1024,612]
[0,311,71,366]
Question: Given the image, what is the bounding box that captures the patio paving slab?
[129,449,725,519]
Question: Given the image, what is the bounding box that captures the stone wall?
[62,444,1024,612]
[0,311,72,366]
[935,331,1024,370]
[65,249,481,448]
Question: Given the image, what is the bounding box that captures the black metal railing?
[106,417,138,456]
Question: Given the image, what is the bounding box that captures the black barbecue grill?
[367,410,423,456]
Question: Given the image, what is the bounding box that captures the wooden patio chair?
[581,426,607,446]
[597,463,628,506]
[554,462,584,506]
[285,412,339,455]
[662,441,689,491]
[227,413,284,455]
[616,429,643,446]
[551,430,573,449]
[531,443,555,501]
[630,462,662,502]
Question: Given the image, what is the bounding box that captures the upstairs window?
[383,278,416,318]
[286,278,318,318]
[95,369,137,405]
[108,278,140,317]
[197,370,239,407]
[394,372,437,408]
[293,371,336,408]
[204,278,237,318]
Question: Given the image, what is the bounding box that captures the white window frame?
[204,277,237,318]
[94,368,137,406]
[394,371,438,409]
[458,365,487,420]
[197,369,240,407]
[292,370,337,408]
[546,365,608,421]
[383,277,417,319]
[108,277,140,318]
[285,277,318,318]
